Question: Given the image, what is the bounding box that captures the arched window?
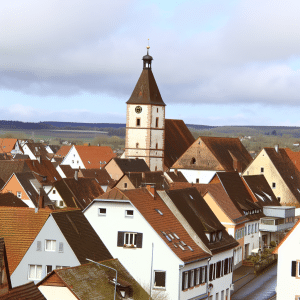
[191,157,196,165]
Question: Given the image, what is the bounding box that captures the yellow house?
[243,147,300,205]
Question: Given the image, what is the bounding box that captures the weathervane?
[147,38,150,55]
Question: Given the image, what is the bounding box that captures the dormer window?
[217,231,223,241]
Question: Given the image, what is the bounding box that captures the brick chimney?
[146,184,155,197]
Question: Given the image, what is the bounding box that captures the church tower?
[124,46,166,171]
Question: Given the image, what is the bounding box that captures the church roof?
[127,68,166,106]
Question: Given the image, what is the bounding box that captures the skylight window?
[173,233,180,239]
[189,195,193,199]
[180,241,186,246]
[168,233,175,239]
[178,244,185,250]
[155,209,163,216]
[165,235,172,242]
[173,243,178,248]
[88,161,91,164]
[255,193,265,202]
[187,246,194,251]
[262,192,272,200]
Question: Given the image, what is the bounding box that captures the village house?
[84,187,213,300]
[243,146,300,205]
[273,219,300,300]
[0,138,23,156]
[37,259,149,299]
[47,174,104,209]
[171,136,253,184]
[159,187,239,298]
[60,145,116,170]
[1,172,53,208]
[0,207,112,287]
[22,143,54,161]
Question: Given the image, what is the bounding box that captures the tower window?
[156,143,158,149]
[136,118,141,126]
[157,108,158,113]
[156,117,159,128]
[136,143,139,148]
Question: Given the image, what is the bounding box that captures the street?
[231,264,277,300]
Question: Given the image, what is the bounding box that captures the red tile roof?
[101,188,211,263]
[55,145,71,158]
[75,146,117,169]
[0,207,51,273]
[164,119,195,169]
[0,139,18,154]
[285,148,300,172]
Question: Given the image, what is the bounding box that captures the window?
[72,160,74,163]
[195,268,200,285]
[59,201,64,207]
[190,269,194,287]
[56,266,69,269]
[45,240,56,251]
[272,182,276,189]
[52,190,56,194]
[125,210,134,217]
[117,232,143,248]
[136,143,139,148]
[59,242,64,253]
[196,178,199,183]
[124,232,136,246]
[136,118,141,126]
[124,183,127,188]
[248,225,251,235]
[157,108,158,113]
[156,117,159,128]
[216,292,219,300]
[260,167,264,173]
[17,192,22,198]
[201,267,206,283]
[28,265,42,280]
[183,271,188,290]
[245,226,247,235]
[191,157,196,165]
[37,241,41,251]
[156,143,158,149]
[99,208,106,216]
[255,223,258,233]
[226,289,229,300]
[252,224,254,234]
[277,196,281,202]
[46,265,52,274]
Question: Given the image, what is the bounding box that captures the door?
[245,243,250,259]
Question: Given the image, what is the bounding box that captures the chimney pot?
[275,144,279,153]
[146,184,155,197]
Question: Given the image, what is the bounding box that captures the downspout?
[207,257,212,297]
[178,264,184,300]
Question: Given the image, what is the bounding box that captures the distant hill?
[42,121,125,129]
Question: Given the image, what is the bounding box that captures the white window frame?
[45,240,56,252]
[46,265,52,274]
[28,264,42,280]
[124,232,137,247]
[190,269,195,287]
[201,267,205,284]
[125,210,134,217]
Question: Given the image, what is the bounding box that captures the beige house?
[243,146,300,205]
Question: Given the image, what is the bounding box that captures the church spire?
[142,41,153,69]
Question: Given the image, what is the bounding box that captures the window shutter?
[59,242,64,253]
[117,232,125,247]
[204,266,207,283]
[209,264,213,281]
[37,241,41,251]
[224,258,228,275]
[292,261,296,277]
[136,233,143,248]
[220,260,223,277]
[216,261,221,278]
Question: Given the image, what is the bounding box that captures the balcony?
[259,217,294,232]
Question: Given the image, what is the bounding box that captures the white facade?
[61,146,85,169]
[22,144,38,160]
[171,169,218,184]
[125,104,165,172]
[84,199,208,300]
[11,215,80,287]
[47,186,65,208]
[244,220,260,257]
[39,286,76,300]
[276,221,300,300]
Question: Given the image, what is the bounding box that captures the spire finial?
[146,39,150,55]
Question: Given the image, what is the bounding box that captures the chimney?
[74,170,78,181]
[174,169,178,176]
[275,145,279,153]
[37,188,44,210]
[146,184,156,197]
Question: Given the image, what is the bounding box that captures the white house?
[273,219,300,300]
[84,187,213,300]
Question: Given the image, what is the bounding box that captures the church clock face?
[135,106,142,114]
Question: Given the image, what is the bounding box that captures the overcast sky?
[1,0,300,126]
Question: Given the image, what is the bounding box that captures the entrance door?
[262,235,268,247]
[245,243,249,259]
